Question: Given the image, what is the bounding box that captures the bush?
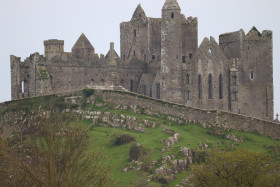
[193,150,208,164]
[129,143,146,161]
[189,149,277,187]
[82,89,94,98]
[110,133,135,145]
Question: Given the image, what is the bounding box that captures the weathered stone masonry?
[1,89,280,140]
[10,0,273,121]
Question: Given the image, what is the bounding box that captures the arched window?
[21,81,24,94]
[219,74,223,99]
[198,75,202,99]
[171,12,174,19]
[208,74,213,99]
[186,74,190,84]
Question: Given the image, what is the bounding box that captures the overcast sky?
[0,0,279,117]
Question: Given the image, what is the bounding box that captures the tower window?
[219,74,223,99]
[134,29,136,37]
[130,80,134,91]
[232,90,238,101]
[21,81,25,94]
[232,74,237,86]
[198,75,202,99]
[149,87,152,97]
[134,51,136,56]
[139,14,141,18]
[156,83,160,99]
[189,53,193,59]
[186,90,190,100]
[208,74,213,99]
[250,71,254,80]
[171,12,174,19]
[152,55,156,60]
[186,74,190,84]
[182,56,186,63]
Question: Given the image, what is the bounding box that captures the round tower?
[160,0,184,103]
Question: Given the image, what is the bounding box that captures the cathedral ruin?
[10,0,274,121]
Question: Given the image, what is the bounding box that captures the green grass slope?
[1,90,280,186]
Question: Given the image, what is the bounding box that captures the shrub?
[193,149,208,164]
[82,89,94,98]
[129,143,146,161]
[110,133,135,145]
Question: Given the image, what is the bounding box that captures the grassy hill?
[1,89,280,186]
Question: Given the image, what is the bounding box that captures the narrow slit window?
[198,75,202,99]
[134,29,136,37]
[171,12,174,19]
[182,56,186,63]
[130,80,134,91]
[250,71,254,80]
[233,91,238,101]
[219,74,223,99]
[232,74,237,86]
[186,74,190,84]
[208,74,213,99]
[156,83,160,99]
[186,90,190,100]
[21,81,24,94]
[189,53,193,59]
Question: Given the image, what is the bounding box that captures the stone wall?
[97,90,280,140]
[1,89,280,140]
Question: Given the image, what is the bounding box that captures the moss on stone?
[38,66,50,80]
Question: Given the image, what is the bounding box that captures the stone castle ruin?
[10,0,273,121]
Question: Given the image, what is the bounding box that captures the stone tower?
[44,39,64,60]
[160,0,184,103]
